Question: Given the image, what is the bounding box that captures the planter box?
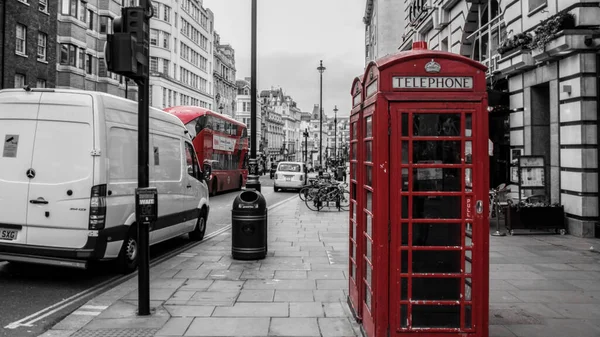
[497,49,534,76]
[506,206,566,235]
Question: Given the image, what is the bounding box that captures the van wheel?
[189,209,207,241]
[117,227,138,274]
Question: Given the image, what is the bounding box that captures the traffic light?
[105,7,148,80]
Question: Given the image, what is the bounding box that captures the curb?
[38,193,299,337]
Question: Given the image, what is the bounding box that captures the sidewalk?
[39,196,600,337]
[40,196,360,337]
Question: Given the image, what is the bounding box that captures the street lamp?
[218,104,224,114]
[303,128,309,164]
[333,105,338,164]
[245,0,261,192]
[317,60,326,175]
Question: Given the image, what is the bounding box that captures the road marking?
[5,194,298,330]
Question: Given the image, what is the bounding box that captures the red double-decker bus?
[164,106,248,195]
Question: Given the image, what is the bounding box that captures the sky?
[203,0,366,117]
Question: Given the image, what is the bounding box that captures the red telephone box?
[348,42,490,337]
[348,74,364,321]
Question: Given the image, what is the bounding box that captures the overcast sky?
[203,0,365,117]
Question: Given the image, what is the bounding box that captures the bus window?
[186,118,198,140]
[197,115,208,132]
[241,127,248,138]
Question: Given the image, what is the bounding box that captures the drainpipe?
[597,54,600,236]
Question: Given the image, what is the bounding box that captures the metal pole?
[317,60,325,172]
[333,105,337,164]
[245,0,261,191]
[136,0,151,316]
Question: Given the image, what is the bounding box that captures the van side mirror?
[187,165,194,176]
[203,163,212,180]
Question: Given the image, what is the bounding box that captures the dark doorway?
[488,79,510,188]
[531,83,551,198]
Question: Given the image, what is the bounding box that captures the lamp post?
[303,128,309,164]
[333,105,338,165]
[219,104,224,114]
[317,60,326,175]
[245,0,261,192]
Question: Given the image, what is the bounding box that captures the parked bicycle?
[305,179,349,212]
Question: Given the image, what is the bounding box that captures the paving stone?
[173,269,211,279]
[150,279,187,289]
[179,280,214,291]
[274,290,315,302]
[123,288,176,301]
[546,303,600,319]
[185,317,270,336]
[323,302,347,317]
[269,318,320,337]
[308,270,346,280]
[240,269,275,279]
[207,280,244,291]
[244,279,316,290]
[563,279,600,291]
[36,330,77,337]
[490,271,546,280]
[489,325,518,336]
[506,279,581,291]
[198,262,231,270]
[237,289,275,302]
[169,290,196,302]
[213,302,288,317]
[208,269,243,280]
[155,317,193,336]
[175,261,204,270]
[188,291,239,306]
[316,279,348,290]
[163,305,215,317]
[506,318,600,337]
[290,302,325,317]
[274,270,308,279]
[318,317,356,337]
[490,303,563,320]
[508,290,600,304]
[314,290,346,302]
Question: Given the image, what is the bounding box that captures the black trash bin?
[231,190,267,260]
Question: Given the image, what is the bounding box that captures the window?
[59,44,79,67]
[150,57,158,72]
[39,0,48,13]
[99,16,112,34]
[61,0,82,17]
[163,5,171,22]
[37,33,47,61]
[36,79,46,88]
[529,0,546,12]
[163,32,170,49]
[150,29,158,45]
[86,54,93,74]
[16,24,26,55]
[185,142,199,179]
[14,74,26,88]
[78,48,85,69]
[87,9,94,30]
[163,59,169,75]
[78,1,86,21]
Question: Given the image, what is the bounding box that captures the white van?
[0,89,210,273]
[273,161,307,192]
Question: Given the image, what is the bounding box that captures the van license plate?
[0,229,18,241]
[286,177,292,182]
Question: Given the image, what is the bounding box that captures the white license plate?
[0,229,18,241]
[286,177,292,182]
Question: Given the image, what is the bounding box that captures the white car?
[0,88,210,273]
[274,162,307,192]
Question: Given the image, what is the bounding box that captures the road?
[0,176,294,337]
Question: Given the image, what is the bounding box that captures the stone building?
[213,31,236,117]
[366,0,600,237]
[1,0,57,89]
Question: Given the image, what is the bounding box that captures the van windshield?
[278,164,301,172]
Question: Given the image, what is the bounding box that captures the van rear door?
[25,92,95,248]
[0,91,43,245]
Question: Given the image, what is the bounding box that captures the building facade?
[260,88,301,162]
[213,31,236,117]
[264,104,285,162]
[366,0,600,237]
[363,0,405,64]
[235,77,262,151]
[148,0,214,110]
[55,0,136,99]
[309,103,329,168]
[1,0,57,89]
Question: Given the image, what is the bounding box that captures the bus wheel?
[210,179,217,197]
[116,225,138,274]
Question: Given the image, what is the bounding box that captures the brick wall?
[1,0,57,89]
